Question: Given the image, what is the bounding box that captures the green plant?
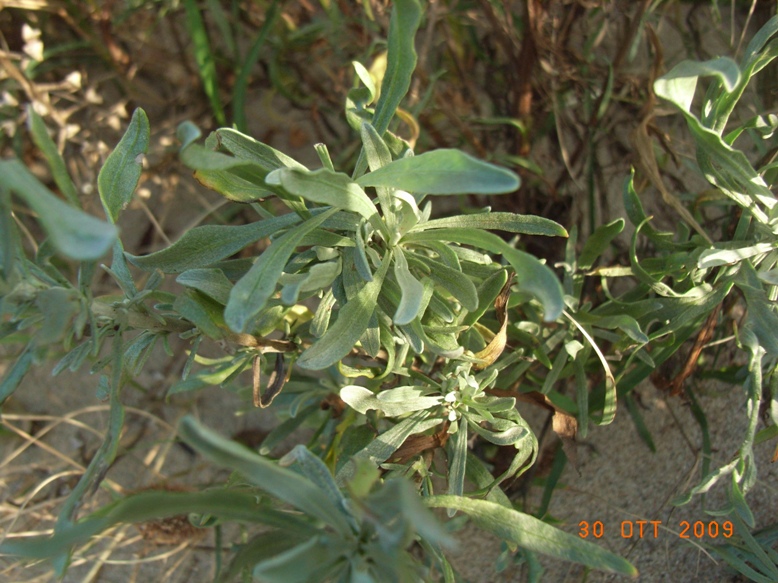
[6,1,778,581]
[0,1,639,580]
[624,15,778,582]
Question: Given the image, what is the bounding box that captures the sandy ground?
[451,380,777,582]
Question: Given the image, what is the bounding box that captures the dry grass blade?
[632,119,712,245]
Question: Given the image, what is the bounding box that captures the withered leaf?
[253,353,287,408]
[473,273,515,370]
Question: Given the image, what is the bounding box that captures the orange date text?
[578,520,734,540]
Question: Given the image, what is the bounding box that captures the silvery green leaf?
[109,239,137,298]
[654,58,740,117]
[466,417,529,446]
[280,261,342,304]
[655,59,776,219]
[176,268,232,304]
[0,344,35,405]
[462,268,509,327]
[178,416,352,535]
[370,0,422,135]
[446,420,467,517]
[34,287,80,345]
[126,212,302,273]
[473,396,516,413]
[98,108,149,223]
[424,496,638,577]
[402,227,563,320]
[281,277,305,305]
[417,241,461,270]
[122,331,158,375]
[252,536,344,583]
[413,211,566,237]
[409,320,464,359]
[0,160,117,260]
[225,208,337,333]
[177,120,201,149]
[26,105,79,207]
[738,262,778,356]
[698,242,775,268]
[336,412,440,485]
[356,149,519,195]
[311,289,336,338]
[352,62,377,104]
[279,446,351,524]
[392,189,421,218]
[0,489,315,565]
[297,251,391,370]
[578,219,624,270]
[360,122,396,228]
[400,324,424,354]
[266,168,379,223]
[361,312,381,358]
[174,290,225,340]
[393,248,424,325]
[340,385,442,416]
[406,253,478,312]
[213,127,306,171]
[360,122,392,171]
[354,226,373,282]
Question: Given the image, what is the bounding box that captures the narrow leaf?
[336,413,441,484]
[414,212,566,237]
[462,268,509,327]
[0,159,117,260]
[126,213,301,273]
[26,105,80,207]
[340,385,442,416]
[266,168,379,222]
[393,248,424,325]
[311,289,336,338]
[424,496,638,577]
[0,344,35,405]
[472,273,513,369]
[578,219,624,271]
[214,127,306,171]
[178,416,352,535]
[654,58,740,116]
[446,421,468,516]
[182,0,226,124]
[97,108,150,223]
[402,228,563,320]
[698,242,775,269]
[0,490,313,560]
[174,291,226,340]
[297,251,391,370]
[252,536,344,583]
[406,253,478,312]
[357,149,520,195]
[371,0,422,135]
[176,268,233,305]
[225,209,337,333]
[279,445,351,523]
[360,122,395,222]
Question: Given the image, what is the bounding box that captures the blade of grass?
[234,1,279,131]
[26,106,80,207]
[183,0,226,125]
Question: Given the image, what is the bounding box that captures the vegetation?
[0,1,777,581]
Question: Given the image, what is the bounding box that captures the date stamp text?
[578,520,734,540]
